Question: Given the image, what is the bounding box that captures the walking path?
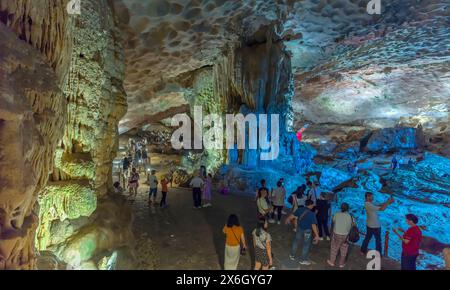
[129,182,400,270]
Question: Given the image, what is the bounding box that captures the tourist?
[306,181,320,206]
[223,214,247,270]
[113,181,124,195]
[255,179,269,201]
[291,185,307,212]
[190,173,204,209]
[296,124,310,143]
[128,168,140,200]
[353,161,359,175]
[122,155,131,187]
[220,180,230,196]
[289,185,307,232]
[444,248,450,270]
[393,214,423,270]
[134,148,142,165]
[160,176,169,208]
[347,161,359,175]
[391,155,398,172]
[257,188,273,225]
[122,155,131,173]
[147,170,158,205]
[252,221,273,270]
[361,192,395,255]
[167,167,174,187]
[286,200,320,265]
[202,173,213,207]
[271,181,286,225]
[327,203,353,268]
[347,162,353,174]
[200,165,207,179]
[316,192,331,241]
[142,148,148,166]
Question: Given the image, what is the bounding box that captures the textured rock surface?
[0,21,66,269]
[112,0,449,134]
[365,127,421,153]
[0,0,134,269]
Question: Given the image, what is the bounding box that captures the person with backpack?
[288,185,307,232]
[361,192,395,256]
[286,200,320,266]
[316,192,331,241]
[393,214,423,270]
[252,221,273,270]
[327,203,353,268]
[223,214,247,270]
[271,181,286,225]
[147,170,158,205]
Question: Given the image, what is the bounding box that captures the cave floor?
[129,182,400,270]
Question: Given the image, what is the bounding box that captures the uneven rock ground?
[122,154,400,270]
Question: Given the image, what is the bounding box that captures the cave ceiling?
[114,0,450,133]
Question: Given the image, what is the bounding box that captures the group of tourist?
[222,177,423,270]
[189,167,213,209]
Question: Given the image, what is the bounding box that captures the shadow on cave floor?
[128,181,400,270]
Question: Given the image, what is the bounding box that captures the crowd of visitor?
[117,134,424,271]
[223,175,423,271]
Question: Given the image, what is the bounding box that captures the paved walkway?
[129,183,399,270]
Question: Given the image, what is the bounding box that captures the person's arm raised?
[378,198,394,211]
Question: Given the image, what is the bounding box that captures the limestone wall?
[0,0,132,269]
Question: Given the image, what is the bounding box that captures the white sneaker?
[319,237,324,241]
[289,255,295,261]
[326,236,331,241]
[268,219,276,224]
[277,221,281,225]
[299,260,312,266]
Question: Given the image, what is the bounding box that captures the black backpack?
[288,194,294,205]
[348,215,360,243]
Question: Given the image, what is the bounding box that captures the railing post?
[384,230,390,257]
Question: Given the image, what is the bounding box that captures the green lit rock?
[38,183,97,222]
[54,149,95,180]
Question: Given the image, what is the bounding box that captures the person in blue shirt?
[285,200,320,266]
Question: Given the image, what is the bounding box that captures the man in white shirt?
[147,170,158,205]
[190,173,204,209]
[361,192,394,256]
[306,181,320,206]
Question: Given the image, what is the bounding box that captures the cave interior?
[0,0,449,270]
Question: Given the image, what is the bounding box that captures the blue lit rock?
[365,127,420,153]
[319,167,352,191]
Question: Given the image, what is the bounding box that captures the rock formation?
[0,0,133,270]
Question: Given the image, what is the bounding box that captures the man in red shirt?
[393,214,422,270]
[296,124,310,142]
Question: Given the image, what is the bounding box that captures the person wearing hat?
[393,214,423,270]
